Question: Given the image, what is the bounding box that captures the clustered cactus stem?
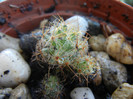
[35,16,101,85]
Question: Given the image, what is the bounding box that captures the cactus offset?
[73,55,100,75]
[43,75,63,99]
[70,55,101,84]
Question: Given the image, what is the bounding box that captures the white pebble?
[0,32,21,52]
[0,49,31,87]
[0,94,5,99]
[0,88,12,98]
[65,15,88,37]
[9,83,31,99]
[70,87,95,99]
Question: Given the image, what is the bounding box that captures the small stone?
[0,32,21,52]
[65,15,89,37]
[9,83,31,99]
[98,58,127,93]
[104,33,133,64]
[89,51,99,58]
[0,88,12,98]
[0,88,12,95]
[90,51,110,60]
[19,34,38,54]
[70,87,95,99]
[96,52,110,60]
[87,18,102,35]
[0,49,31,87]
[112,83,133,99]
[89,34,106,51]
[92,51,127,93]
[0,94,5,99]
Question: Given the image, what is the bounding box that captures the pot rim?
[0,0,132,38]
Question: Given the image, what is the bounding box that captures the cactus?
[73,55,100,76]
[43,75,63,99]
[66,54,101,85]
[36,19,88,66]
[35,16,101,85]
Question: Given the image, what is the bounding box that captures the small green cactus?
[43,75,63,99]
[35,16,101,85]
[36,20,88,66]
[73,55,100,75]
[64,54,101,85]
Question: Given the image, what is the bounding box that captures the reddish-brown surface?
[0,0,133,39]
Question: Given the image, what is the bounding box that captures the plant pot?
[0,0,133,39]
[0,0,133,98]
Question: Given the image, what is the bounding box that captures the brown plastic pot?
[0,0,133,39]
